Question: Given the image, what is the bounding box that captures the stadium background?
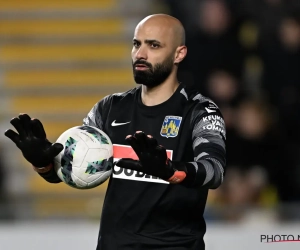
[0,0,299,249]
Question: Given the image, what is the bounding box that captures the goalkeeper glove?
[116,131,187,183]
[4,114,63,169]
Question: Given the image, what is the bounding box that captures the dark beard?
[132,57,174,87]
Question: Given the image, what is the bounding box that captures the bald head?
[131,14,187,88]
[135,14,186,47]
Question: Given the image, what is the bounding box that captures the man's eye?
[151,44,160,48]
[133,42,140,47]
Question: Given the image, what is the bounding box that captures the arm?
[39,98,108,183]
[4,114,63,183]
[4,96,109,184]
[117,104,226,189]
[179,107,226,189]
[83,94,112,129]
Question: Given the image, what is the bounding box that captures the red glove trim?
[168,171,186,184]
[32,163,53,173]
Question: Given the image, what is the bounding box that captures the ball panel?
[87,169,112,188]
[78,125,112,145]
[54,125,113,189]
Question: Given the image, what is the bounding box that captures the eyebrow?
[133,39,162,45]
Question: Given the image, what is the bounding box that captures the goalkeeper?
[4,14,226,250]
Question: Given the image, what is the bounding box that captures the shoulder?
[86,86,139,115]
[99,87,139,107]
[191,92,221,116]
[189,91,226,139]
[181,86,222,117]
[83,87,139,127]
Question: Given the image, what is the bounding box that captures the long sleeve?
[82,94,112,129]
[180,101,226,189]
[83,101,104,128]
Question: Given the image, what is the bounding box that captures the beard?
[132,56,174,87]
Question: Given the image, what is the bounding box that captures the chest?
[103,100,189,156]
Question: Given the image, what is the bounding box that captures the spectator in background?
[260,13,300,143]
[213,98,299,212]
[205,70,244,130]
[207,98,283,220]
[238,0,285,45]
[163,0,300,218]
[178,0,245,92]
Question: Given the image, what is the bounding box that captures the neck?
[141,75,180,106]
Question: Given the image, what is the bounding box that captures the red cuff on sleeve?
[168,171,187,184]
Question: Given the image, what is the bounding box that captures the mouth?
[134,64,149,71]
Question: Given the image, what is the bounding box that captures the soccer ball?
[53,125,113,189]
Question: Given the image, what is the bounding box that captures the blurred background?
[0,0,299,249]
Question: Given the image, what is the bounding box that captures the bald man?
[5,14,226,250]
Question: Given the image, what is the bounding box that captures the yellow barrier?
[1,44,130,63]
[0,19,123,36]
[10,95,104,114]
[0,0,116,10]
[5,69,133,88]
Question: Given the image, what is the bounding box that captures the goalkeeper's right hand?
[4,114,63,169]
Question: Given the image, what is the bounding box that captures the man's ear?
[174,46,187,64]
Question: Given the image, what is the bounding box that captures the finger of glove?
[145,136,158,151]
[4,129,21,146]
[126,136,142,156]
[45,143,64,158]
[10,117,27,139]
[115,158,143,172]
[31,119,46,139]
[155,145,168,161]
[19,114,33,137]
[133,132,149,151]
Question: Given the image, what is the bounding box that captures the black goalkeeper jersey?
[82,84,226,250]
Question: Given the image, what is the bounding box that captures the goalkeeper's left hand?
[116,131,187,183]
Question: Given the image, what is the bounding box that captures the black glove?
[116,132,186,181]
[4,114,63,168]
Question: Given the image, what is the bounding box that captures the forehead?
[134,22,174,44]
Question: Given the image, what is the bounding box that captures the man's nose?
[135,46,147,61]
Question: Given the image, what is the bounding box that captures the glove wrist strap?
[32,163,53,173]
[168,171,187,184]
